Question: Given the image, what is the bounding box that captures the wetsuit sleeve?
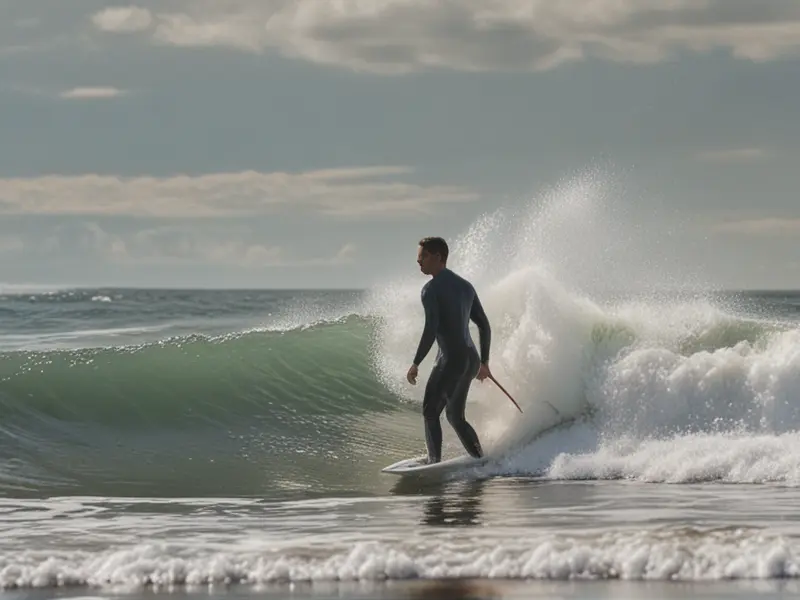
[470,292,491,364]
[413,285,439,366]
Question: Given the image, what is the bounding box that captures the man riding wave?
[406,237,492,464]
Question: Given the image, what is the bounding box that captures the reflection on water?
[403,579,501,599]
[390,477,487,527]
[421,480,486,527]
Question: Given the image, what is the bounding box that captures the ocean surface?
[5,194,800,599]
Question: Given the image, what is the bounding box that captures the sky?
[1,1,800,290]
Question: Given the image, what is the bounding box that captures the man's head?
[417,236,449,275]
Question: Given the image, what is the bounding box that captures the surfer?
[407,236,492,464]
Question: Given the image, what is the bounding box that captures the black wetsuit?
[412,267,491,463]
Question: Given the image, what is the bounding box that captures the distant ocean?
[5,184,800,599]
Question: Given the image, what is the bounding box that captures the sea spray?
[366,168,800,482]
[366,169,686,451]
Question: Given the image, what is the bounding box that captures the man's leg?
[444,351,483,459]
[422,361,448,463]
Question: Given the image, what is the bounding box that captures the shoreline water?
[5,479,800,591]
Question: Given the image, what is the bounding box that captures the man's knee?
[445,404,464,427]
[423,395,445,421]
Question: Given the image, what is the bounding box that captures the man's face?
[417,246,438,274]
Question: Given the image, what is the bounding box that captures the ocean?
[4,194,800,599]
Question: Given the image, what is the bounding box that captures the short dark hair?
[419,236,449,262]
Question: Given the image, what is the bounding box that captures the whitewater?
[3,171,800,599]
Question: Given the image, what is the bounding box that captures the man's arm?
[470,291,491,364]
[412,285,439,366]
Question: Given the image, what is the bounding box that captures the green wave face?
[0,318,425,499]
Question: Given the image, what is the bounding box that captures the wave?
[0,316,423,497]
[4,528,800,588]
[3,169,800,497]
[0,316,385,426]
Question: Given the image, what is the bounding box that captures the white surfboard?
[382,413,581,480]
[381,453,492,479]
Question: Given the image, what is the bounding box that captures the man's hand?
[476,362,491,382]
[407,364,419,385]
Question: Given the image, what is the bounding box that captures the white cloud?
[712,218,800,236]
[696,147,767,163]
[8,84,128,100]
[0,167,477,219]
[90,1,800,73]
[92,7,153,33]
[59,87,127,99]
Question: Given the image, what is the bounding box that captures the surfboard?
[381,453,492,479]
[381,405,589,481]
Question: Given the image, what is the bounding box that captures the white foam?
[3,530,800,589]
[490,294,800,485]
[542,431,800,484]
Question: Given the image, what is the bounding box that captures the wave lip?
[3,528,799,589]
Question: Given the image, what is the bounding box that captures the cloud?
[41,222,355,268]
[89,1,800,73]
[303,242,358,266]
[0,167,477,219]
[59,87,127,100]
[7,84,128,101]
[712,218,800,236]
[696,147,767,163]
[115,224,283,266]
[92,7,153,33]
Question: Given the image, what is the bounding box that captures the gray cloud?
[89,1,800,73]
[712,218,800,236]
[92,6,153,33]
[14,221,358,268]
[0,167,478,219]
[696,148,768,164]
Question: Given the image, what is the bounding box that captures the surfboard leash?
[488,374,562,417]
